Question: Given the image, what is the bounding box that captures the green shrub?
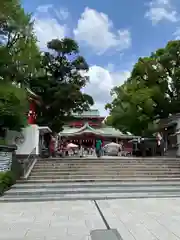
[0,139,7,145]
[0,171,16,195]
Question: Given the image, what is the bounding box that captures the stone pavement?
[1,198,180,239]
[98,198,180,240]
[0,201,105,240]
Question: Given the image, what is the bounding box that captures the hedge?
[0,171,16,195]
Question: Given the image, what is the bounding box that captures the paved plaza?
[1,198,180,240]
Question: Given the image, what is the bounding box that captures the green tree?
[0,0,39,135]
[30,38,94,132]
[0,82,28,133]
[106,40,180,136]
[106,78,156,136]
[153,40,180,114]
[0,0,40,84]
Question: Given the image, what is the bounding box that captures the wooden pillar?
[102,137,104,146]
[93,138,95,147]
[116,138,118,143]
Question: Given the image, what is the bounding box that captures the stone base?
[90,229,123,240]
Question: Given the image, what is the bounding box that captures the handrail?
[22,147,36,177]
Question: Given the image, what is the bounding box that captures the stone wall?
[0,145,17,172]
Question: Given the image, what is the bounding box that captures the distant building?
[59,109,137,148]
[159,113,180,156]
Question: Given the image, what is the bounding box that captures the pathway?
[1,198,180,240]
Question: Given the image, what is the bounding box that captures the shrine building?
[59,109,137,148]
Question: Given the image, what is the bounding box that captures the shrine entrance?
[71,138,95,148]
[70,133,104,148]
[81,139,94,148]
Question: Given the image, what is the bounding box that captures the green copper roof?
[72,109,101,118]
[59,123,136,138]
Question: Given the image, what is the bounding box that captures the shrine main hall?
[59,109,136,148]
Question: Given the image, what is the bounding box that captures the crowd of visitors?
[40,133,133,158]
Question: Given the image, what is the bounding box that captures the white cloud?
[33,5,69,49]
[57,9,69,21]
[73,8,131,54]
[36,4,52,13]
[83,65,131,115]
[36,4,69,20]
[145,0,178,24]
[33,5,131,115]
[173,28,180,39]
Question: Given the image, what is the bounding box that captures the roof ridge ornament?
[84,122,89,127]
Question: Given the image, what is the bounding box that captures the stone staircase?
[2,157,180,202]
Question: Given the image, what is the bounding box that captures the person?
[79,145,83,157]
[50,135,56,157]
[95,139,102,158]
[118,141,123,156]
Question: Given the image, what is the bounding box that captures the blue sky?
[22,0,180,115]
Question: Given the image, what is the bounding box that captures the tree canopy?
[0,0,94,133]
[30,38,94,132]
[0,82,28,131]
[0,0,40,84]
[0,0,39,132]
[106,40,180,136]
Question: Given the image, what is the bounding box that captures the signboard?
[0,151,12,172]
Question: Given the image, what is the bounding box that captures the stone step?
[31,168,180,173]
[30,171,180,176]
[39,157,179,160]
[32,164,180,168]
[28,174,180,180]
[33,164,180,168]
[30,170,180,175]
[34,164,180,171]
[34,161,180,164]
[37,158,180,165]
[1,191,180,202]
[29,173,180,178]
[6,185,180,196]
[18,177,180,183]
[12,181,180,189]
[33,168,180,173]
[36,158,180,161]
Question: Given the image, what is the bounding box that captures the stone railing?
[0,145,37,179]
[19,147,37,178]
